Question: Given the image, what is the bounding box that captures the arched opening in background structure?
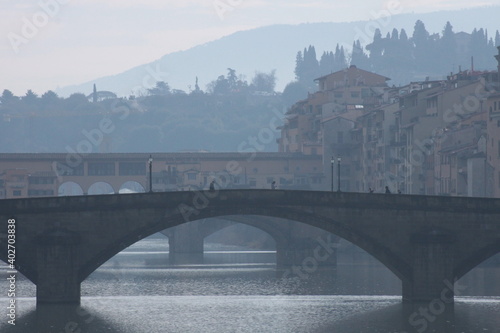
[119,181,145,194]
[88,182,114,195]
[58,181,84,196]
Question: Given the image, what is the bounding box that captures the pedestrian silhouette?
[271,181,276,190]
[369,187,374,193]
[209,180,215,191]
[385,186,391,194]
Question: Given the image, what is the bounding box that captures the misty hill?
[57,6,500,97]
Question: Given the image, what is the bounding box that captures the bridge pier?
[166,224,204,265]
[36,229,81,304]
[403,232,455,303]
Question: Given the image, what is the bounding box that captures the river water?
[0,236,499,333]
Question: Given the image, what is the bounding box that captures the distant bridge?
[0,190,499,304]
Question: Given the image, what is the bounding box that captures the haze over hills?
[56,6,500,97]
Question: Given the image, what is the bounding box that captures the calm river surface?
[0,236,499,333]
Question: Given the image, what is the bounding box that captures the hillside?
[56,6,500,97]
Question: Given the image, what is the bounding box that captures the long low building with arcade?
[0,152,324,198]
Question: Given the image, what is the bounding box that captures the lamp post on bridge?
[148,155,153,193]
[330,156,334,192]
[337,157,341,192]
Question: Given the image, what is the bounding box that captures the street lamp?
[337,157,341,192]
[148,155,153,193]
[330,156,334,192]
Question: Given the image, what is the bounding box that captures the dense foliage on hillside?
[295,20,500,89]
[0,69,287,153]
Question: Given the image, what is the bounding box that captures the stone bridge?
[0,189,499,305]
[163,216,338,266]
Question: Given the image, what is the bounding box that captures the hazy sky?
[1,0,499,95]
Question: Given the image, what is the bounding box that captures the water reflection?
[0,302,130,333]
[0,242,499,332]
[5,296,498,333]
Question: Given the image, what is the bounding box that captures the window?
[334,92,343,98]
[351,91,360,98]
[13,190,21,196]
[119,162,146,176]
[28,190,54,196]
[56,162,84,176]
[88,162,115,176]
[187,173,197,180]
[29,177,54,184]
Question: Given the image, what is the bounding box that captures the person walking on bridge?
[385,186,391,194]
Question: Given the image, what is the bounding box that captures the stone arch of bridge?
[145,216,292,267]
[455,241,500,280]
[78,207,410,286]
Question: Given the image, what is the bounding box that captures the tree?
[207,75,229,95]
[64,93,90,112]
[282,81,308,108]
[227,68,237,90]
[440,21,456,71]
[41,90,59,102]
[470,28,491,69]
[1,89,17,104]
[300,45,320,90]
[190,76,203,95]
[319,51,335,75]
[365,28,384,66]
[334,45,347,70]
[391,28,399,40]
[351,40,369,69]
[400,29,408,42]
[22,90,38,104]
[412,20,431,71]
[251,70,276,93]
[147,81,170,95]
[294,51,304,81]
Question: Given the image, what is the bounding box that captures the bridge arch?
[88,181,115,195]
[79,208,410,287]
[455,242,500,280]
[58,181,84,196]
[204,222,277,249]
[162,217,283,265]
[119,181,145,194]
